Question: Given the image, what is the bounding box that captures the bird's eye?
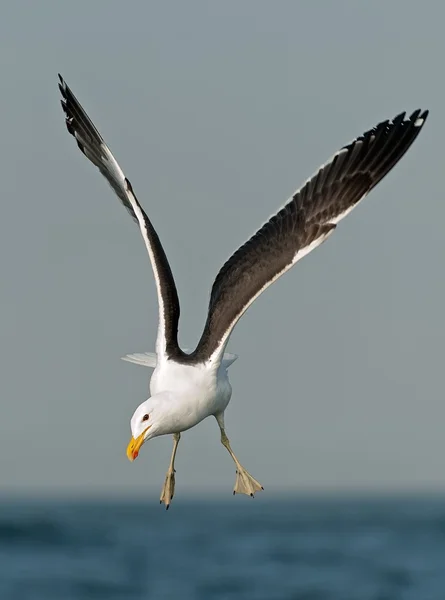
[142,414,149,422]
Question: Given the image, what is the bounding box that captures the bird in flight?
[58,75,428,508]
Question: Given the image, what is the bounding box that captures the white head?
[126,392,176,461]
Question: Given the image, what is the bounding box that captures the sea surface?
[0,496,444,600]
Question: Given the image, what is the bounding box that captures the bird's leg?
[216,416,263,497]
[160,432,180,510]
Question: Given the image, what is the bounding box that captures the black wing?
[58,75,182,361]
[188,109,428,365]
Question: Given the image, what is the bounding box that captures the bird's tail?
[121,351,238,369]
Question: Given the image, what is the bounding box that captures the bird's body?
[58,74,428,508]
[149,357,232,434]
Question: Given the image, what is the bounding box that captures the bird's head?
[126,393,173,461]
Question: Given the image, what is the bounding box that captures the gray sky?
[1,1,444,497]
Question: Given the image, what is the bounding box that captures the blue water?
[1,496,444,599]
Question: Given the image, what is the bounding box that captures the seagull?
[58,74,428,508]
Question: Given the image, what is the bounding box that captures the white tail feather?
[121,351,238,369]
[121,352,158,368]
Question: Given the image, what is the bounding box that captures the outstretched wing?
[188,109,428,366]
[58,76,181,361]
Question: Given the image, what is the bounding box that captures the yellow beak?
[126,427,150,462]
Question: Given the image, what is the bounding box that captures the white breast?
[149,359,232,430]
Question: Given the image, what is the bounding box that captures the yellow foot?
[160,469,175,510]
[233,466,264,497]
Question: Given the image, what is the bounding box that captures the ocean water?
[1,496,444,600]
